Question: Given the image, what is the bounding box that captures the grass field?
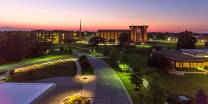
[0,55,74,73]
[101,46,208,101]
[148,40,205,49]
[126,53,156,73]
[5,61,77,82]
[127,52,208,97]
[147,40,176,49]
[93,43,208,101]
[160,73,208,97]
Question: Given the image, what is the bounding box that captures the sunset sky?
[0,0,208,32]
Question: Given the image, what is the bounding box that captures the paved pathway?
[33,58,83,104]
[35,57,96,104]
[88,56,132,104]
[35,77,82,104]
[73,51,132,104]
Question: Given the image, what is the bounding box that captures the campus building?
[97,25,148,44]
[97,30,130,43]
[163,49,208,70]
[32,30,76,45]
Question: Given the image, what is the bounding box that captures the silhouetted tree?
[109,48,118,63]
[130,66,144,90]
[119,52,128,64]
[103,47,109,56]
[0,32,32,63]
[176,31,197,49]
[0,32,52,64]
[118,32,130,48]
[147,73,167,104]
[30,41,52,57]
[148,51,170,71]
[205,41,208,49]
[78,55,93,75]
[88,36,101,47]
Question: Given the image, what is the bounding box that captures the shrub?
[147,73,167,104]
[103,47,109,57]
[148,51,170,71]
[109,48,118,63]
[78,55,94,75]
[63,95,90,104]
[130,66,144,90]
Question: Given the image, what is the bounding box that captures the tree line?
[0,32,52,64]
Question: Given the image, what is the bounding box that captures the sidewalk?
[73,50,132,104]
[73,51,97,103]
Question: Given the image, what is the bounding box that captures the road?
[88,56,132,104]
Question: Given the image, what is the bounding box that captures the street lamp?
[80,75,88,103]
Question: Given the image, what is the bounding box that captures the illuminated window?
[176,62,180,67]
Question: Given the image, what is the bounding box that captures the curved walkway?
[88,56,132,104]
[73,51,132,104]
[35,77,82,104]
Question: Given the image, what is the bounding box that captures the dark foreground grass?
[6,61,77,82]
[160,73,208,97]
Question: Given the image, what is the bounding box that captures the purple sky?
[0,0,208,32]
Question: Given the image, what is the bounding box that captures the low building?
[196,35,208,44]
[32,30,76,45]
[163,49,208,70]
[97,30,130,43]
[97,25,148,44]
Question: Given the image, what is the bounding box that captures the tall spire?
[79,20,82,38]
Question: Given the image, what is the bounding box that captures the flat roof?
[181,49,208,58]
[0,83,56,104]
[162,50,206,62]
[97,30,130,32]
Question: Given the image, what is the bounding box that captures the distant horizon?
[1,0,208,33]
[0,26,208,33]
[1,22,208,33]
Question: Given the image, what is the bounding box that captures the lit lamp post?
[81,72,88,99]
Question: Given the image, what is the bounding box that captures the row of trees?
[102,47,167,103]
[88,32,130,48]
[89,31,205,49]
[176,31,197,49]
[0,32,52,64]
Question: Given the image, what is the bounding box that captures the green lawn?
[148,40,205,49]
[127,52,208,97]
[94,45,208,100]
[126,53,156,73]
[0,55,74,73]
[147,40,176,48]
[160,73,208,97]
[5,61,77,82]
